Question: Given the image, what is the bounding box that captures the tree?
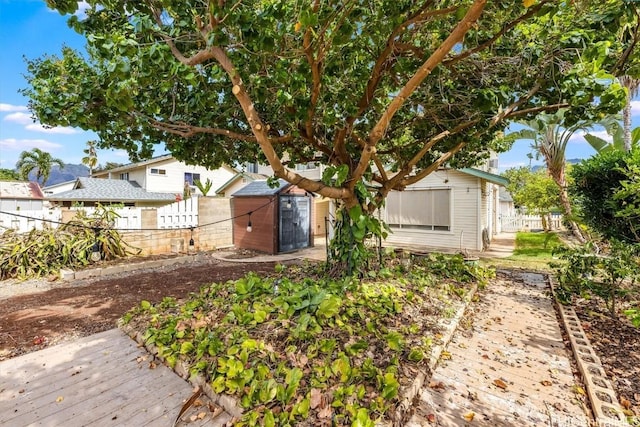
[571,148,640,243]
[503,167,559,231]
[15,148,65,186]
[0,169,19,181]
[505,110,589,242]
[619,76,640,152]
[23,1,636,271]
[81,140,99,175]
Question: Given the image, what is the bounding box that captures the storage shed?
[232,180,314,254]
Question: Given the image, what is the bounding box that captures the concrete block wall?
[196,197,233,251]
[119,197,233,255]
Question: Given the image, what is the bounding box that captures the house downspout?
[477,180,482,251]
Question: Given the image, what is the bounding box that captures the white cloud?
[631,100,640,116]
[0,104,28,112]
[75,1,91,18]
[583,129,612,143]
[24,123,80,134]
[4,112,33,125]
[0,138,63,151]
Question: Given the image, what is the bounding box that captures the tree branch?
[402,141,467,186]
[210,46,350,200]
[368,0,487,146]
[443,1,550,67]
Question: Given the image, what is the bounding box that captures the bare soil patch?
[0,254,283,360]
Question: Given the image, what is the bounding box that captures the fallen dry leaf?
[463,411,475,422]
[429,381,446,390]
[441,351,452,360]
[190,415,198,422]
[197,411,206,420]
[318,405,332,419]
[427,413,436,423]
[56,396,64,403]
[540,380,553,387]
[493,379,508,390]
[310,388,323,409]
[572,385,586,396]
[620,396,632,410]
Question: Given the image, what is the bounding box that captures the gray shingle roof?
[47,177,176,202]
[232,179,290,197]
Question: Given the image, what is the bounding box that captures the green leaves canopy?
[24,0,637,206]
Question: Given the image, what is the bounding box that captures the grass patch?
[120,254,494,426]
[482,231,564,272]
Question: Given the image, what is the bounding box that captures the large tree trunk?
[551,169,586,243]
[623,97,632,152]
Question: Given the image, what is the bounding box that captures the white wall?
[135,159,235,196]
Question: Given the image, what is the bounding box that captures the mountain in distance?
[23,163,90,186]
[530,158,582,172]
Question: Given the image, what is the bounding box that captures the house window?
[184,172,201,185]
[246,162,258,173]
[120,172,129,180]
[386,189,451,231]
[150,168,166,175]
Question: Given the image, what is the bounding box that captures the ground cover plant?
[121,254,493,426]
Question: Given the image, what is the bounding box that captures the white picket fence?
[157,197,198,229]
[70,206,143,230]
[0,198,199,234]
[0,210,62,233]
[500,214,563,232]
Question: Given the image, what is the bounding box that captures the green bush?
[551,240,640,325]
[570,148,640,242]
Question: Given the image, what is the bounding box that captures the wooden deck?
[0,329,232,427]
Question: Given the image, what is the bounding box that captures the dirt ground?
[0,254,281,360]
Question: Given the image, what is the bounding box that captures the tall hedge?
[570,149,640,243]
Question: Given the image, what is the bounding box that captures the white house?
[382,167,507,253]
[92,155,237,196]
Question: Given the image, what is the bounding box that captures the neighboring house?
[499,187,516,217]
[42,180,77,196]
[0,181,45,211]
[47,177,177,207]
[383,167,507,252]
[215,171,269,197]
[92,154,237,196]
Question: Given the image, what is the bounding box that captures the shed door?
[279,196,310,252]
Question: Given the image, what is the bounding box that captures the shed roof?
[215,172,269,195]
[231,179,290,197]
[0,181,45,200]
[458,168,509,187]
[47,177,176,202]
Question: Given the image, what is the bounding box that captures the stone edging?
[549,276,627,425]
[60,253,211,281]
[119,282,479,426]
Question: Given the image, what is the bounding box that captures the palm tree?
[507,110,588,243]
[15,148,65,186]
[82,140,98,176]
[619,75,640,152]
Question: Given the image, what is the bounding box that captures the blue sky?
[1,1,638,173]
